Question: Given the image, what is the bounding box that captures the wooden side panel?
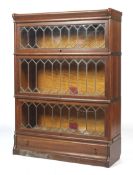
[109,101,121,139]
[109,19,121,52]
[108,137,121,167]
[110,56,121,99]
[113,56,121,98]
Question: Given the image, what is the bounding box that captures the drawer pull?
[94,148,97,155]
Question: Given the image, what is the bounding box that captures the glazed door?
[15,20,108,53]
[15,55,110,99]
[16,99,109,138]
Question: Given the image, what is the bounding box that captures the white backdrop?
[0,0,132,174]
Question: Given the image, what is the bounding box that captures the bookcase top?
[12,8,122,22]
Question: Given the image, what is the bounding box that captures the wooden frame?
[13,8,122,167]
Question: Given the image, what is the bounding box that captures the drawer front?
[15,20,108,53]
[15,56,110,99]
[16,135,107,157]
[16,99,108,138]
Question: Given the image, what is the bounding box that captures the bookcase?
[13,8,122,167]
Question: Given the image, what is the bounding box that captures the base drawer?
[14,134,121,167]
[15,134,107,158]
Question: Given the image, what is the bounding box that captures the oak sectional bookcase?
[13,8,122,167]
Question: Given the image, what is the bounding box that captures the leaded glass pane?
[20,23,105,49]
[21,102,105,137]
[20,58,105,96]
